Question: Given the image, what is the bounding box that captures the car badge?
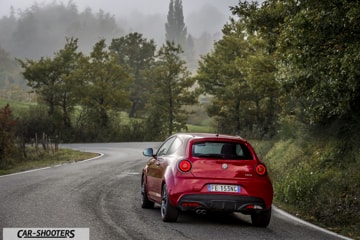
[222,163,228,170]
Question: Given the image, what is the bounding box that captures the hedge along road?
[0,143,352,240]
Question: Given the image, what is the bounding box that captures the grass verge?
[255,138,360,240]
[0,148,99,176]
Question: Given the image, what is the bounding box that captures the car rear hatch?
[189,140,258,179]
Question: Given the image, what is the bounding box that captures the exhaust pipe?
[195,209,207,215]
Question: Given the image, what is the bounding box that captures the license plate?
[208,184,241,193]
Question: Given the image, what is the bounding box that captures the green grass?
[247,139,275,160]
[0,99,35,113]
[257,138,360,240]
[186,124,213,133]
[0,148,99,176]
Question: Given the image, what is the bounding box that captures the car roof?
[173,132,248,143]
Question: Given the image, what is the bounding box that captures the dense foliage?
[71,39,133,141]
[18,38,82,130]
[275,1,360,126]
[144,42,198,140]
[231,0,360,134]
[196,19,279,138]
[13,35,197,143]
[263,136,360,238]
[109,33,156,118]
[2,0,358,149]
[229,1,360,237]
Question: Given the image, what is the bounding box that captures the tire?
[141,177,154,209]
[161,184,179,222]
[251,207,271,227]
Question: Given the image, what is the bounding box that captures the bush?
[0,104,17,167]
[265,136,360,238]
[118,120,146,141]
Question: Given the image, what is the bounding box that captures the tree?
[19,56,57,116]
[165,0,187,47]
[165,0,197,69]
[196,19,279,138]
[72,39,132,130]
[18,38,81,129]
[145,42,198,140]
[196,20,248,136]
[52,37,82,128]
[275,0,360,127]
[231,0,360,133]
[230,1,294,55]
[109,32,156,118]
[236,34,279,138]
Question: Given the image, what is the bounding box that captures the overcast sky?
[0,0,239,18]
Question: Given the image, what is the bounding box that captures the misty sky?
[0,0,239,18]
[1,0,246,43]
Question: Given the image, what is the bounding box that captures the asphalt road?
[0,143,352,240]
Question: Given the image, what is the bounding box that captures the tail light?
[178,159,192,172]
[246,204,263,210]
[255,164,267,176]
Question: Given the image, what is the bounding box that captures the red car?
[141,133,273,227]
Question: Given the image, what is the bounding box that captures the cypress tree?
[165,0,187,48]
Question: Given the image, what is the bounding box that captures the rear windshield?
[191,141,253,160]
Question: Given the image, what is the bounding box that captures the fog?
[0,0,243,60]
[0,0,238,17]
[0,0,239,37]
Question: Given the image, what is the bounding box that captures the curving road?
[0,143,351,240]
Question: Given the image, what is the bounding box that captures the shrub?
[0,104,17,166]
[265,136,360,238]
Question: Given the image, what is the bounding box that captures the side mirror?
[143,148,154,157]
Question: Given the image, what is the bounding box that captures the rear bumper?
[177,194,267,213]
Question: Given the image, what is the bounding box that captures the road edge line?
[0,153,104,178]
[273,205,353,240]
